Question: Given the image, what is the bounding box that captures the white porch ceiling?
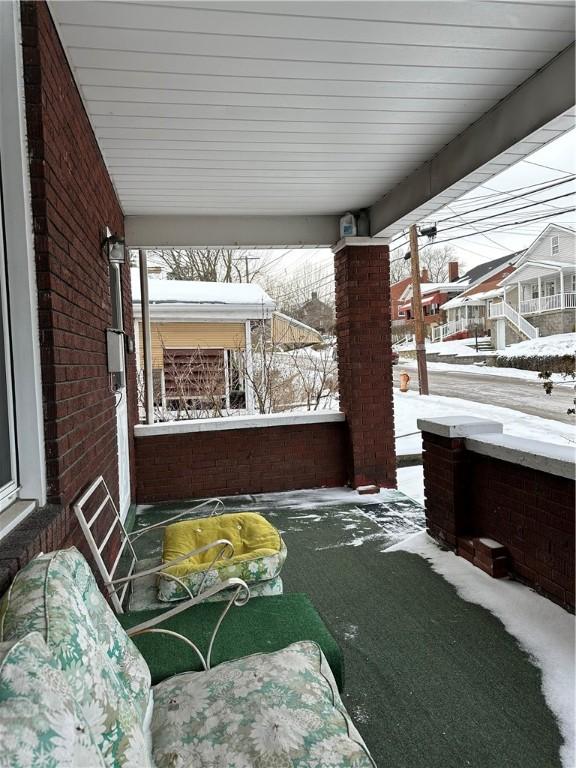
[50,1,575,231]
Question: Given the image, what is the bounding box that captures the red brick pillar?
[334,241,396,489]
[418,417,502,547]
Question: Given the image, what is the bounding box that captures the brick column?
[334,240,396,489]
[418,417,503,547]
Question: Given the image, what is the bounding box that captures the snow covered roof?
[441,288,504,310]
[132,271,274,308]
[400,281,465,302]
[455,252,523,287]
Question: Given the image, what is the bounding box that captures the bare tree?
[389,244,461,285]
[263,262,335,322]
[144,248,267,283]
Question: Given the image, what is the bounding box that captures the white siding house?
[489,224,576,347]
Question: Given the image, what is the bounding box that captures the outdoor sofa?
[0,547,375,766]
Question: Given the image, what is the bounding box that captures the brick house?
[397,268,465,332]
[295,291,335,334]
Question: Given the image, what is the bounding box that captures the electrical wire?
[435,177,575,224]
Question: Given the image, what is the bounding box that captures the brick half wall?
[420,417,575,610]
[135,417,348,503]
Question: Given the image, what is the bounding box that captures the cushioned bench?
[0,548,375,767]
[119,592,344,690]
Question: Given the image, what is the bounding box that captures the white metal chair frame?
[73,476,251,670]
[73,476,230,613]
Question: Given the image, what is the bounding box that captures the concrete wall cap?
[417,416,504,439]
[332,236,390,253]
[465,433,575,480]
[135,410,345,437]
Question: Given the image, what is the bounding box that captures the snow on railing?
[489,301,539,339]
[431,318,477,342]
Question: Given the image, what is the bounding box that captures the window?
[551,235,560,256]
[571,274,576,293]
[531,284,539,299]
[545,280,556,297]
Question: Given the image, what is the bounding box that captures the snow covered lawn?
[394,389,575,456]
[395,336,491,357]
[388,531,575,768]
[499,332,575,360]
[399,358,573,385]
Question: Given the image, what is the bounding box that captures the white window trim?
[551,235,560,256]
[0,2,46,534]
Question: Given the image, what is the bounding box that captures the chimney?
[420,268,430,283]
[311,291,318,300]
[448,261,459,282]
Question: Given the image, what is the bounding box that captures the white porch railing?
[519,292,576,314]
[489,301,539,339]
[431,318,479,342]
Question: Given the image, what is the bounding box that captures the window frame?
[551,234,560,256]
[0,2,46,534]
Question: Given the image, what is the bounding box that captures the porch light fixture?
[102,228,126,263]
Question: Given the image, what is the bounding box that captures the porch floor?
[132,488,562,768]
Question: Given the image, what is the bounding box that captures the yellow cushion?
[162,512,282,579]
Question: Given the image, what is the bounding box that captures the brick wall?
[0,2,134,592]
[135,421,348,503]
[334,244,396,489]
[422,428,574,610]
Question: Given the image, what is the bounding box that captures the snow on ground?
[398,359,573,385]
[498,333,576,360]
[388,531,576,768]
[394,337,492,357]
[396,465,424,505]
[394,390,575,456]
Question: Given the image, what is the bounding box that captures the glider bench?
[0,548,374,767]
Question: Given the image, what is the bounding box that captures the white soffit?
[49,1,575,224]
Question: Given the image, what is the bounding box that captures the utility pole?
[409,225,429,395]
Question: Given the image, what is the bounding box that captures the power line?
[522,159,575,176]
[421,208,575,249]
[437,191,576,234]
[436,177,575,224]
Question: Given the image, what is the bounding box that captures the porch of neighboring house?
[487,225,576,345]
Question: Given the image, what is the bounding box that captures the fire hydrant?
[399,371,410,392]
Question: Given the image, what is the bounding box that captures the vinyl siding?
[137,322,245,368]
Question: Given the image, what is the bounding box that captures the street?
[393,361,575,425]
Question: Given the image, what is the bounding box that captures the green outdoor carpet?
[119,592,343,690]
[133,490,563,768]
[267,502,563,768]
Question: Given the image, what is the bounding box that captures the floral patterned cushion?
[0,548,152,767]
[0,632,105,768]
[151,640,375,768]
[159,513,287,602]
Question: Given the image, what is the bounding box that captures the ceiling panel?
[49,0,575,219]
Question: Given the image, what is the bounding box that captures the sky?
[261,126,576,280]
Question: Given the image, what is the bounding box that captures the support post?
[333,240,396,490]
[223,350,231,411]
[537,276,542,312]
[409,225,429,396]
[244,320,255,415]
[560,270,564,309]
[138,249,154,425]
